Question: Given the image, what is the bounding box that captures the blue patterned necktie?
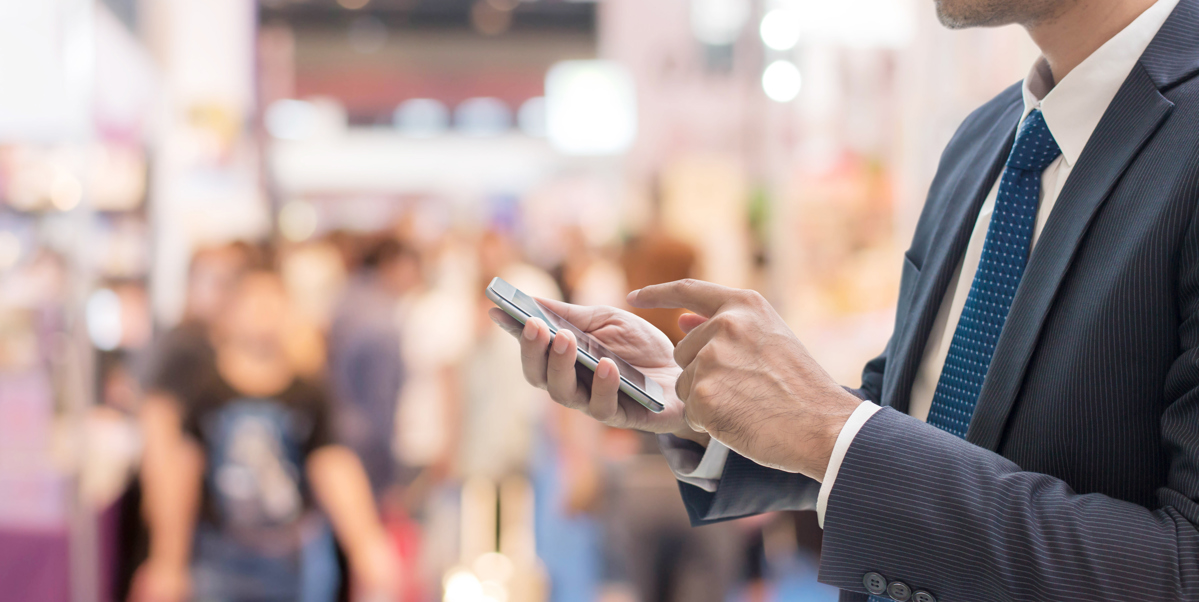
[924,109,1060,439]
[866,110,1059,602]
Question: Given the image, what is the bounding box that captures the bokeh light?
[86,288,122,351]
[760,8,802,51]
[279,200,319,242]
[762,60,803,103]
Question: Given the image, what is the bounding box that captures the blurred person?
[327,236,423,499]
[462,229,561,482]
[458,228,564,599]
[596,428,740,602]
[553,228,744,602]
[133,269,397,602]
[497,0,1199,600]
[553,225,628,309]
[620,184,698,345]
[133,241,263,602]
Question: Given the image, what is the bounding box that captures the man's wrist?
[802,388,864,480]
[670,426,712,447]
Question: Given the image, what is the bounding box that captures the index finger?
[626,279,739,318]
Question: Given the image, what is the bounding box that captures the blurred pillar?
[140,0,268,327]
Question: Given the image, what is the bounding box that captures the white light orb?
[87,288,122,351]
[759,8,801,51]
[762,60,802,103]
[545,61,637,156]
[444,569,483,602]
[690,0,750,46]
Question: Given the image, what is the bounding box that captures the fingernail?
[626,289,640,302]
[598,360,613,379]
[522,321,537,340]
[552,334,568,354]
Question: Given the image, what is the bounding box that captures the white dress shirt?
[661,0,1181,527]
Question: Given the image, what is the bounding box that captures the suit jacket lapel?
[966,64,1174,450]
[1140,0,1199,91]
[882,100,1022,414]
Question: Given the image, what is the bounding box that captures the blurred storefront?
[0,1,1038,601]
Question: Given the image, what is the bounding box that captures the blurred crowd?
[39,193,834,602]
[63,205,829,602]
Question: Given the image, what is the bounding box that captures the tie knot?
[1005,109,1061,172]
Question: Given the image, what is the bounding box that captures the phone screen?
[505,288,648,391]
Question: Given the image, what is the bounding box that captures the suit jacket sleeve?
[675,345,889,526]
[818,406,1199,601]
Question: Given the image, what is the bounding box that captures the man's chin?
[933,0,1017,29]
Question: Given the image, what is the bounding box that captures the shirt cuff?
[657,434,730,492]
[817,400,882,527]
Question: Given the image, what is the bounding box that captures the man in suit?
[492,0,1199,599]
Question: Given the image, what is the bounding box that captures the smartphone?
[486,277,667,413]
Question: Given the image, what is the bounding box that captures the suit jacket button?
[863,572,888,595]
[912,591,936,602]
[887,581,912,601]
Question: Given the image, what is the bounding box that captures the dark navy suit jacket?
[678,2,1199,600]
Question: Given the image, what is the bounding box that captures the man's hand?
[629,279,863,480]
[489,298,699,440]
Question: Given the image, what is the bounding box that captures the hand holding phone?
[486,278,689,434]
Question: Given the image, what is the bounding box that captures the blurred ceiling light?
[546,61,637,156]
[266,98,349,141]
[760,8,801,50]
[279,200,319,242]
[455,97,512,137]
[517,97,546,137]
[485,0,520,10]
[443,569,484,602]
[337,0,370,8]
[394,98,450,137]
[0,232,21,270]
[472,0,513,36]
[762,60,802,102]
[49,165,83,211]
[86,288,122,351]
[348,15,388,54]
[266,99,319,141]
[690,0,750,46]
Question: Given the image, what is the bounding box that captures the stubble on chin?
[933,0,1070,29]
[934,0,1021,28]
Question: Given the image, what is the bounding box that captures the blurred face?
[933,0,1071,28]
[187,247,247,323]
[219,273,290,355]
[381,254,422,294]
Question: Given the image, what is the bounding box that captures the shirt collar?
[1020,0,1180,167]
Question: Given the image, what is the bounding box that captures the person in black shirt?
[133,269,397,602]
[135,242,257,602]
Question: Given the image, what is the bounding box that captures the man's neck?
[1025,0,1159,82]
